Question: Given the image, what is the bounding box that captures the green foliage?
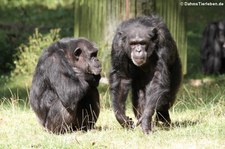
[0,0,74,9]
[97,42,111,77]
[11,28,60,76]
[0,0,74,74]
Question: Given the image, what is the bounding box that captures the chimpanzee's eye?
[91,52,97,57]
[130,42,136,46]
[74,47,82,57]
[140,41,146,45]
[130,41,146,46]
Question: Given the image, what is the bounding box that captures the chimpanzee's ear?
[149,27,158,41]
[73,47,82,60]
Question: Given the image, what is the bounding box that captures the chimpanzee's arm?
[45,53,88,111]
[137,47,172,134]
[110,69,134,128]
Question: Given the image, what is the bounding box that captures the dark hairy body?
[201,20,225,74]
[29,38,101,134]
[110,16,182,134]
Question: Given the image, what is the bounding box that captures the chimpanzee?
[29,37,101,134]
[201,20,225,74]
[110,16,182,134]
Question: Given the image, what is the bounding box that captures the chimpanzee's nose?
[136,45,142,52]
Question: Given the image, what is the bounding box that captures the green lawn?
[0,75,225,148]
[0,99,225,148]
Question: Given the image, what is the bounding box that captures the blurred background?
[0,0,224,105]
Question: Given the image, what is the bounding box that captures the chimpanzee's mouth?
[131,52,147,66]
[132,58,146,66]
[92,69,102,75]
[88,66,102,75]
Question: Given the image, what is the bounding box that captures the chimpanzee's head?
[118,24,158,66]
[59,38,102,75]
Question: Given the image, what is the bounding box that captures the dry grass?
[0,94,225,149]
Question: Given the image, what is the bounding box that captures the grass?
[0,76,31,102]
[0,100,225,148]
[0,75,225,148]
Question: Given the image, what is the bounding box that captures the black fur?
[201,20,225,74]
[110,16,182,134]
[29,38,101,134]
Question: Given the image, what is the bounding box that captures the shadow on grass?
[172,120,199,128]
[153,120,200,132]
[0,86,29,107]
[0,86,29,99]
[0,76,31,107]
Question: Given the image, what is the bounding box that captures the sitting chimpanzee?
[29,37,101,134]
[110,16,182,134]
[201,20,225,74]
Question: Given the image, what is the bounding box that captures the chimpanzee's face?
[122,26,157,66]
[64,38,102,75]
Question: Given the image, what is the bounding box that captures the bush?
[11,28,60,77]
